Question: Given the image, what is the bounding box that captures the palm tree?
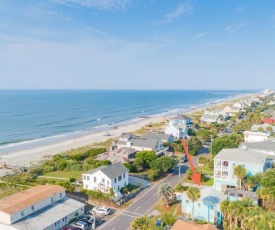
[131,217,150,230]
[234,165,247,190]
[186,186,201,221]
[198,156,209,174]
[158,183,176,207]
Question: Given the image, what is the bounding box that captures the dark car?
[62,225,82,230]
[181,155,188,163]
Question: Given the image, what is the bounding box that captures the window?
[21,211,24,217]
[223,161,229,168]
[87,176,90,180]
[118,186,120,190]
[210,205,214,211]
[65,217,68,223]
[118,175,122,181]
[198,203,201,208]
[107,181,109,185]
[123,173,125,179]
[186,200,189,203]
[63,218,65,222]
[94,177,96,183]
[115,178,117,183]
[60,192,62,198]
[84,175,86,180]
[51,197,54,202]
[102,178,105,183]
[31,206,35,212]
[197,212,201,216]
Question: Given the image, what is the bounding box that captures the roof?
[214,148,267,164]
[119,133,135,140]
[83,162,129,179]
[243,131,270,136]
[239,141,275,152]
[141,132,172,141]
[181,187,226,203]
[251,124,275,132]
[201,114,220,121]
[95,147,137,164]
[262,109,275,115]
[0,185,65,214]
[131,138,162,149]
[11,198,85,229]
[171,220,218,230]
[171,114,192,121]
[226,188,258,201]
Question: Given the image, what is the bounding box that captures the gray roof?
[171,114,192,121]
[262,109,275,115]
[201,114,220,121]
[131,138,162,149]
[215,148,267,165]
[141,132,172,141]
[84,162,129,179]
[119,133,136,140]
[226,188,258,201]
[182,187,226,203]
[239,141,275,152]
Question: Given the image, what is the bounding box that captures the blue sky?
[0,0,274,90]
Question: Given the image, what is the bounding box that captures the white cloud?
[192,32,206,39]
[225,22,247,34]
[51,0,132,10]
[162,1,194,24]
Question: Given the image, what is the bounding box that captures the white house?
[82,162,129,200]
[200,114,221,124]
[239,141,275,156]
[165,124,187,139]
[0,185,85,230]
[204,109,223,116]
[243,131,270,143]
[222,106,240,117]
[142,132,174,143]
[169,115,192,125]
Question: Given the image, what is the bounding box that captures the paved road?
[97,154,203,230]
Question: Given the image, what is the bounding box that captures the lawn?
[0,183,26,199]
[154,201,180,215]
[182,177,214,186]
[41,171,83,180]
[197,165,213,176]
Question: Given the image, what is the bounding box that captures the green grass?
[0,183,27,199]
[42,171,83,179]
[182,177,214,186]
[197,165,214,176]
[154,201,180,215]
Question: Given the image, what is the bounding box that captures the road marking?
[122,213,138,218]
[134,206,141,212]
[125,210,142,216]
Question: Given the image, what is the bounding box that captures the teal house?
[181,187,226,224]
[214,148,272,192]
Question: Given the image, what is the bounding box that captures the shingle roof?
[172,220,218,230]
[83,162,129,179]
[131,138,162,149]
[141,132,172,141]
[171,114,192,121]
[201,114,220,121]
[214,148,267,164]
[239,141,275,152]
[0,185,65,214]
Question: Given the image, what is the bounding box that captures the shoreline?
[0,92,257,174]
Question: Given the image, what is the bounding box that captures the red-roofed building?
[171,219,218,230]
[263,118,275,124]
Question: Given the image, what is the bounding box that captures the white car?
[90,206,111,216]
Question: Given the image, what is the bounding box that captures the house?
[239,141,275,156]
[204,109,223,116]
[214,148,271,192]
[262,109,275,116]
[181,187,226,224]
[169,114,192,125]
[244,131,270,142]
[82,162,129,200]
[222,106,240,117]
[171,219,218,230]
[0,185,85,230]
[95,147,137,164]
[233,101,245,108]
[115,133,167,154]
[165,123,188,139]
[251,124,275,133]
[200,114,221,124]
[141,132,174,143]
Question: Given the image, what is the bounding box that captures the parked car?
[71,221,89,230]
[181,155,188,163]
[90,206,111,216]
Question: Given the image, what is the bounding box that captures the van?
[72,221,89,230]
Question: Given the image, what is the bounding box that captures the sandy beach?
[0,93,257,174]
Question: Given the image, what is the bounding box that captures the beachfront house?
[95,147,137,164]
[169,115,192,126]
[200,114,221,124]
[181,187,226,224]
[251,124,275,134]
[0,185,85,230]
[114,133,167,155]
[244,131,270,142]
[214,148,271,192]
[165,124,188,139]
[141,132,174,143]
[82,162,129,200]
[222,106,240,117]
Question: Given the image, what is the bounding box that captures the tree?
[196,128,215,143]
[131,217,150,230]
[158,183,176,207]
[133,158,144,172]
[258,127,264,132]
[234,165,247,190]
[136,151,157,167]
[187,136,202,156]
[266,126,273,133]
[161,213,177,226]
[150,156,176,173]
[212,134,243,155]
[186,186,201,221]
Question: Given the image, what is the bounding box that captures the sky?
[0,0,275,90]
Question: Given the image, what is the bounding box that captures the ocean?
[0,90,257,153]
